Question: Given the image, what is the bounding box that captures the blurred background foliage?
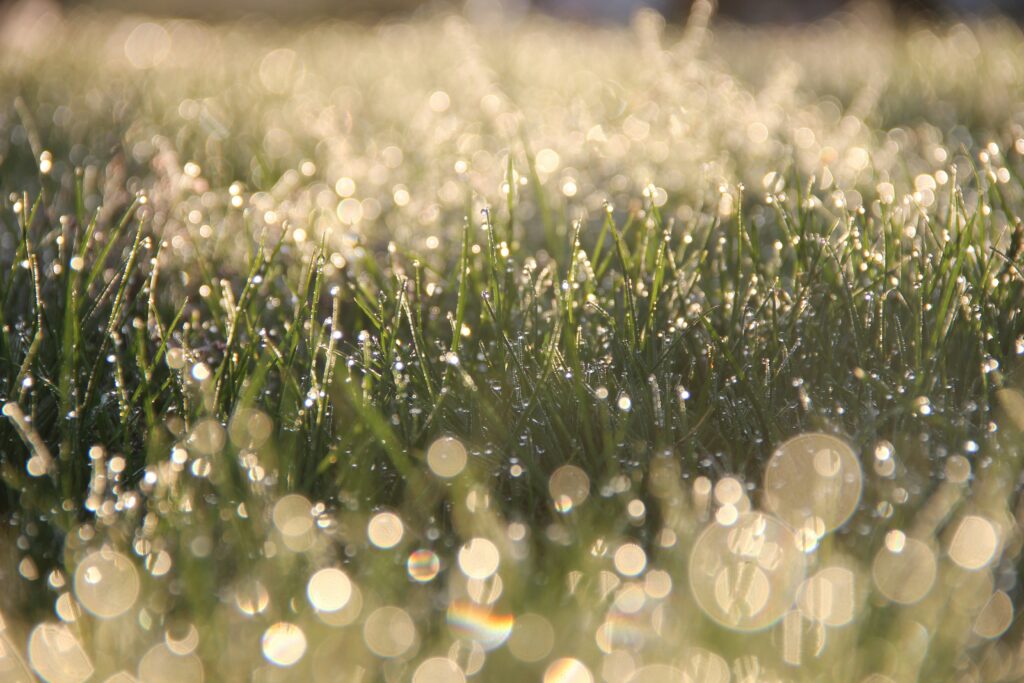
[6,0,1024,24]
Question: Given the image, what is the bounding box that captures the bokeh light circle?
[688,512,806,631]
[413,657,465,683]
[367,511,404,549]
[73,549,140,619]
[764,433,862,533]
[446,601,514,650]
[272,495,313,537]
[544,658,593,683]
[549,465,590,513]
[408,549,441,582]
[28,624,93,683]
[871,536,937,605]
[261,623,307,667]
[427,437,468,478]
[948,515,999,570]
[363,606,416,658]
[613,543,647,577]
[306,568,352,612]
[679,648,730,683]
[974,591,1014,639]
[458,538,500,580]
[797,565,858,626]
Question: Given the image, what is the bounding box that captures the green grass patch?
[0,7,1023,681]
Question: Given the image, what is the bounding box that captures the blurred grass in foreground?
[1,4,1024,682]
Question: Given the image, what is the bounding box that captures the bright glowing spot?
[272,495,313,537]
[689,512,806,631]
[427,437,468,478]
[363,606,416,658]
[190,363,210,382]
[549,465,590,513]
[874,441,894,461]
[458,538,500,580]
[715,504,739,527]
[446,601,514,650]
[234,580,269,616]
[335,177,356,197]
[73,549,139,619]
[316,582,363,628]
[429,90,451,113]
[613,543,647,577]
[465,574,503,605]
[367,512,404,549]
[544,658,593,683]
[677,648,730,683]
[885,530,906,553]
[694,476,712,496]
[974,591,1013,639]
[261,623,306,667]
[189,419,225,456]
[54,594,80,623]
[124,23,170,69]
[407,549,441,582]
[535,149,561,175]
[164,624,199,656]
[595,610,648,653]
[28,624,92,683]
[446,640,485,677]
[644,570,672,599]
[948,515,999,570]
[306,568,352,612]
[877,182,895,204]
[413,658,465,683]
[764,433,862,533]
[872,536,936,605]
[797,566,857,626]
[713,477,744,506]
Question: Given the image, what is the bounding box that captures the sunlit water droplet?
[306,568,352,612]
[613,543,647,577]
[689,512,806,631]
[363,606,415,658]
[948,515,999,570]
[412,657,465,683]
[446,601,514,650]
[872,536,936,605]
[261,623,307,667]
[407,549,441,582]
[764,433,862,533]
[73,549,139,619]
[458,538,500,580]
[367,511,404,549]
[272,495,313,538]
[549,465,590,513]
[28,623,93,683]
[427,436,468,478]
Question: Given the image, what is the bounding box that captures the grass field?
[1,4,1024,681]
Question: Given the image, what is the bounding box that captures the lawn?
[0,4,1023,681]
